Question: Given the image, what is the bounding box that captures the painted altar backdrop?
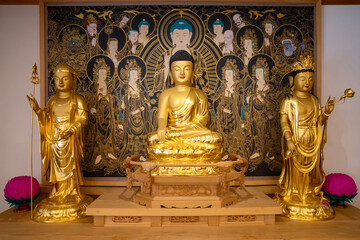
[46,5,314,178]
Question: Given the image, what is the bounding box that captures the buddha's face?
[170,60,193,86]
[54,71,74,92]
[108,40,118,53]
[294,71,313,92]
[213,24,223,35]
[139,25,149,35]
[98,69,107,82]
[171,29,192,48]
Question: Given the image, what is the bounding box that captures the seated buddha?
[146,50,223,174]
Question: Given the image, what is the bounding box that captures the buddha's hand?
[158,128,166,142]
[26,95,40,113]
[324,96,335,116]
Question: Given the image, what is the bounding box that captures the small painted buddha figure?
[275,56,335,220]
[27,64,92,222]
[147,50,223,175]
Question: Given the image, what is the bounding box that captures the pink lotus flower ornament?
[4,176,40,209]
[323,173,357,206]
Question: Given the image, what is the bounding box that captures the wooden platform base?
[86,187,282,227]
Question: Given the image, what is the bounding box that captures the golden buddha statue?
[27,64,92,223]
[275,56,335,220]
[147,50,223,175]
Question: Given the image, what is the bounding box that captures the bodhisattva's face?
[256,68,264,81]
[244,39,253,52]
[171,29,192,48]
[54,71,74,92]
[98,69,107,82]
[129,69,138,83]
[294,72,313,92]
[108,40,118,53]
[225,70,234,85]
[170,60,194,86]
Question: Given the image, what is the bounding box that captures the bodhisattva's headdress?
[54,64,78,90]
[288,55,315,91]
[241,28,258,51]
[222,58,240,81]
[252,57,270,80]
[120,59,142,81]
[292,55,315,75]
[92,58,111,81]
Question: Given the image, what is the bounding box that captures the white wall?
[0,5,359,213]
[0,5,41,212]
[322,5,360,208]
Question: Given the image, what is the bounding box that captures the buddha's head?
[169,50,194,86]
[213,19,224,36]
[53,64,76,92]
[138,19,150,36]
[170,19,192,48]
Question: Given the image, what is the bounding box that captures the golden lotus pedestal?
[86,155,282,227]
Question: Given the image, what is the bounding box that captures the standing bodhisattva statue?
[27,64,92,223]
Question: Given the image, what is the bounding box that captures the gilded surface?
[47,5,314,177]
[28,65,92,222]
[274,56,335,220]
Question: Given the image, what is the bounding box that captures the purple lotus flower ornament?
[323,173,358,207]
[4,176,40,211]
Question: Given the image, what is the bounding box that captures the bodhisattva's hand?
[286,139,297,157]
[60,128,73,140]
[26,95,40,113]
[158,128,166,142]
[324,96,335,115]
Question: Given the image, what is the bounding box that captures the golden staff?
[29,63,40,220]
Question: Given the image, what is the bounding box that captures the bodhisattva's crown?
[292,55,315,74]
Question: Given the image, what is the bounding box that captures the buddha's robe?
[147,87,223,163]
